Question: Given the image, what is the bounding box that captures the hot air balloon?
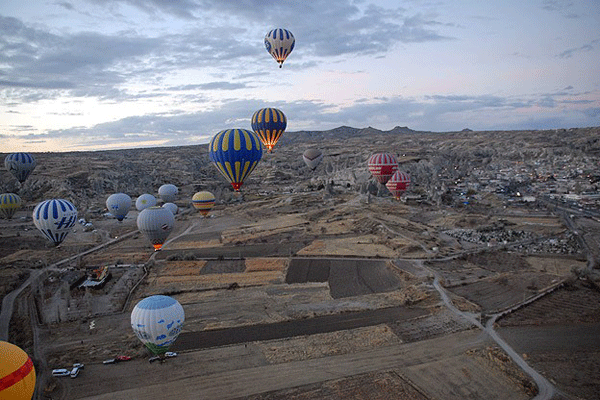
[264,28,295,68]
[303,149,323,170]
[131,295,184,356]
[251,108,287,153]
[158,184,178,203]
[209,129,263,191]
[4,153,36,184]
[386,171,411,200]
[137,206,174,251]
[136,194,157,211]
[32,199,77,246]
[192,191,215,217]
[0,193,22,219]
[106,193,131,221]
[162,202,178,215]
[0,341,36,400]
[368,153,398,184]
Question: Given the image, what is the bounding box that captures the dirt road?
[65,330,530,400]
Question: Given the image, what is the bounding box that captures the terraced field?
[498,282,600,326]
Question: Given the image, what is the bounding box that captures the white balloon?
[106,193,132,221]
[33,199,77,245]
[137,206,174,251]
[162,202,178,215]
[158,184,178,203]
[131,295,184,355]
[136,194,157,211]
[303,149,323,170]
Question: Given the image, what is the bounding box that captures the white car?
[70,366,81,378]
[52,369,70,377]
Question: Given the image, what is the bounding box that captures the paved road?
[173,305,428,351]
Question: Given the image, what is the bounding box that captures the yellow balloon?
[0,341,36,400]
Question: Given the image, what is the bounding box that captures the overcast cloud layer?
[1,0,599,152]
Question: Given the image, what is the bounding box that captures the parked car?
[52,369,70,377]
[70,366,81,378]
[115,356,132,362]
[164,352,177,358]
[103,359,116,364]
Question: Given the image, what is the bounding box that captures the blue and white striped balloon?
[4,153,36,183]
[131,295,185,355]
[264,28,295,67]
[32,199,77,246]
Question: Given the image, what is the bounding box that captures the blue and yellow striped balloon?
[209,129,263,191]
[0,193,22,220]
[251,108,287,153]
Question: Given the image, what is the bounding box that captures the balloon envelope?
[33,199,77,246]
[209,129,263,191]
[303,149,323,170]
[192,191,215,216]
[0,193,22,219]
[131,295,184,355]
[162,202,178,215]
[158,184,178,203]
[136,194,157,211]
[368,153,398,184]
[106,193,132,221]
[251,108,287,152]
[264,28,295,67]
[137,206,174,251]
[4,153,36,183]
[0,341,36,400]
[386,171,411,200]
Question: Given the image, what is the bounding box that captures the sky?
[1,0,599,152]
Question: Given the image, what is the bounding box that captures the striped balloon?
[264,28,295,67]
[0,193,22,219]
[4,153,36,183]
[251,108,287,153]
[32,199,77,246]
[368,153,398,184]
[192,191,215,217]
[131,295,184,355]
[386,171,411,200]
[137,206,174,251]
[209,129,263,191]
[0,341,36,400]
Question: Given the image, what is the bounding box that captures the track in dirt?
[173,306,428,352]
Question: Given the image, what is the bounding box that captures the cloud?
[558,39,599,58]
